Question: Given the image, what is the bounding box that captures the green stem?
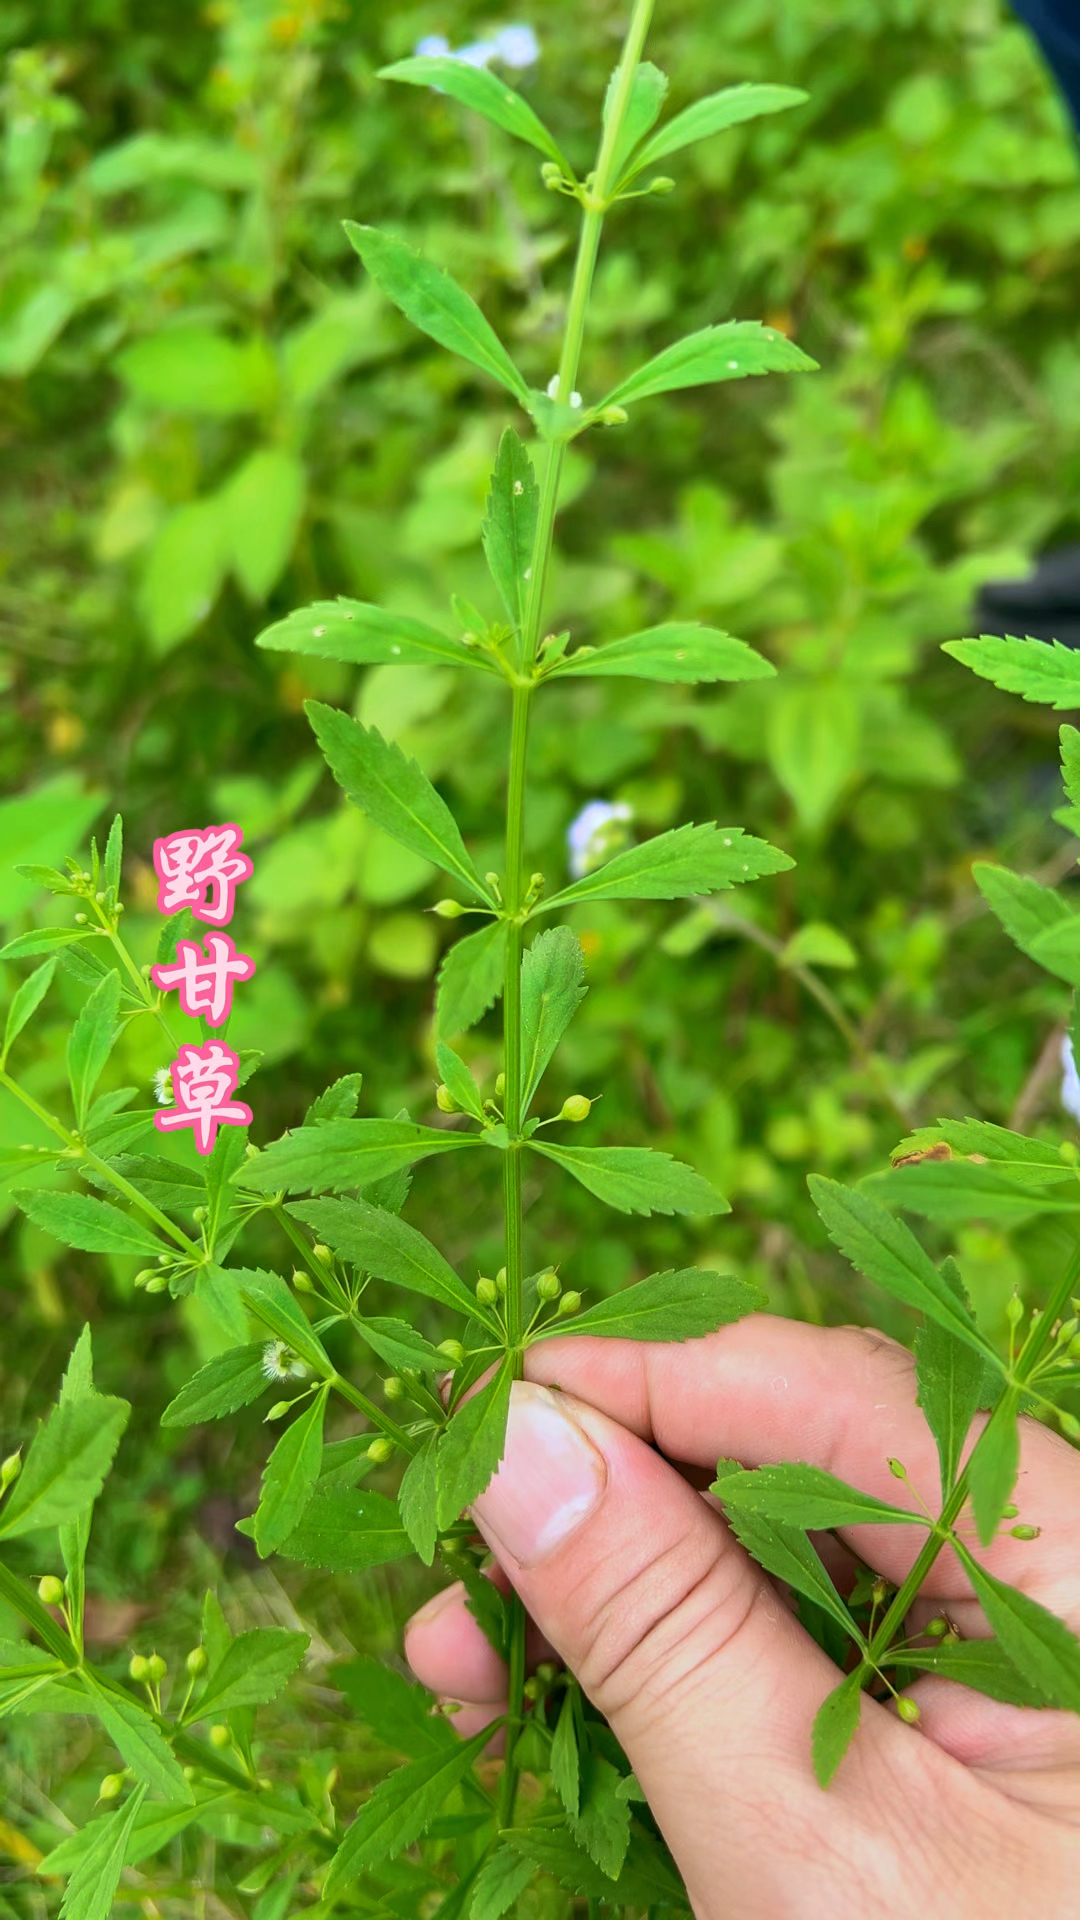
[496,0,657,1838]
[866,1234,1080,1671]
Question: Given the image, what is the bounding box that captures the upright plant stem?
[496,0,656,1834]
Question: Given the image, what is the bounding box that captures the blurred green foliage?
[4,0,1080,1905]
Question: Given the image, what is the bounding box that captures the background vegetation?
[3,0,1080,1907]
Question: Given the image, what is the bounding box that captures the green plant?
[5,4,1080,1914]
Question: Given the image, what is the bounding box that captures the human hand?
[405,1318,1080,1918]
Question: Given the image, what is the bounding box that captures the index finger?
[522,1316,1080,1621]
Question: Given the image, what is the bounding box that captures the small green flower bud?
[484,872,500,894]
[1010,1523,1041,1540]
[383,1375,405,1401]
[495,1073,506,1098]
[186,1646,208,1676]
[433,899,466,918]
[265,1399,293,1420]
[183,1764,198,1782]
[98,1771,125,1801]
[435,1083,458,1114]
[557,1291,582,1317]
[887,1457,908,1481]
[598,404,629,426]
[192,1205,207,1222]
[1060,1409,1080,1440]
[0,1451,21,1493]
[1069,1335,1080,1359]
[368,1436,395,1464]
[1005,1292,1024,1327]
[648,174,675,194]
[523,1676,543,1701]
[560,1094,591,1123]
[476,1277,499,1308]
[209,1723,231,1749]
[536,1660,559,1683]
[870,1576,889,1606]
[37,1574,65,1606]
[1060,1317,1079,1343]
[132,1268,156,1288]
[536,1270,561,1302]
[129,1654,151,1683]
[540,160,563,186]
[895,1696,920,1725]
[437,1339,466,1366]
[144,1273,170,1293]
[289,1269,314,1294]
[147,1653,167,1684]
[156,1254,171,1265]
[496,1273,507,1296]
[74,912,87,924]
[312,1243,331,1265]
[925,1617,949,1638]
[440,1699,462,1715]
[1001,1503,1019,1518]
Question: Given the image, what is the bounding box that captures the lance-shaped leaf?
[255,597,495,672]
[289,1196,491,1326]
[532,1267,763,1343]
[712,1461,923,1531]
[865,1159,1080,1225]
[550,1687,581,1817]
[194,1628,308,1719]
[161,1344,270,1427]
[953,1541,1080,1713]
[102,813,123,894]
[1026,916,1080,986]
[604,59,668,177]
[548,622,773,685]
[436,1359,513,1529]
[898,1638,1052,1708]
[234,1118,477,1198]
[379,55,568,166]
[307,701,494,905]
[628,81,807,175]
[41,1794,229,1879]
[532,1141,727,1216]
[501,1819,686,1906]
[520,926,587,1108]
[0,1393,129,1539]
[85,1152,206,1214]
[0,926,102,961]
[967,1394,1020,1548]
[344,222,530,403]
[2,953,57,1065]
[809,1175,1002,1366]
[597,320,816,413]
[570,1752,631,1880]
[12,1188,166,1258]
[254,1385,328,1557]
[398,1431,439,1565]
[276,1488,413,1571]
[811,1668,863,1788]
[353,1316,446,1374]
[231,1267,330,1370]
[56,1783,147,1920]
[435,1042,486,1122]
[325,1722,496,1893]
[66,970,122,1130]
[436,920,507,1037]
[305,1072,363,1122]
[943,633,1080,709]
[720,1498,860,1640]
[336,1653,458,1759]
[971,863,1075,978]
[482,428,538,627]
[1061,721,1080,811]
[472,1847,537,1920]
[541,821,792,911]
[915,1258,988,1498]
[84,1680,193,1802]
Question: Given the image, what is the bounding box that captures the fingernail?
[408,1583,460,1630]
[472,1381,607,1569]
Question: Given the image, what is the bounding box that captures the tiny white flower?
[1061,1034,1080,1123]
[569,390,583,408]
[152,1067,174,1107]
[261,1340,308,1382]
[455,39,497,66]
[494,23,540,67]
[567,799,633,879]
[414,33,450,55]
[547,373,560,398]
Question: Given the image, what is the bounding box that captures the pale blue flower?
[414,33,451,55]
[494,23,540,67]
[568,800,633,879]
[1061,1034,1080,1123]
[455,39,498,67]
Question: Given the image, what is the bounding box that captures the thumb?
[470,1380,942,1913]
